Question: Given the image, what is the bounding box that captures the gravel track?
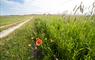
[0,19,31,39]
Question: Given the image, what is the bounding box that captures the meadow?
[0,16,31,26]
[0,16,31,31]
[0,15,95,60]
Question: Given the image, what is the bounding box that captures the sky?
[0,0,95,15]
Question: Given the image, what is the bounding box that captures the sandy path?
[0,18,31,39]
[0,20,23,29]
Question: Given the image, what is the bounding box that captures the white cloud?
[30,0,94,14]
[0,0,95,15]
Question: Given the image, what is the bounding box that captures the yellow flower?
[31,37,34,39]
[28,44,31,47]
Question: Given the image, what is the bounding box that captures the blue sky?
[7,0,24,3]
[0,0,94,15]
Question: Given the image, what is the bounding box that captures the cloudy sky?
[0,0,95,15]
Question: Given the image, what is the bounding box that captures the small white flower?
[28,44,31,47]
[50,39,54,42]
[31,37,34,39]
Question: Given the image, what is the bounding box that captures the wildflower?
[28,44,31,47]
[31,37,34,39]
[36,38,43,46]
[50,39,53,42]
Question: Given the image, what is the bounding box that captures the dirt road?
[0,18,32,39]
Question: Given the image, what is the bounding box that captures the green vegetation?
[0,16,31,32]
[0,16,30,26]
[0,16,95,60]
[0,20,33,60]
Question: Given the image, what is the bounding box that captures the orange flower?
[36,38,43,46]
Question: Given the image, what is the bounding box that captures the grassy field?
[0,16,31,32]
[0,16,95,60]
[0,19,33,60]
[0,16,31,26]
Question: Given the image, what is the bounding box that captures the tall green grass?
[0,16,95,60]
[31,16,95,60]
[0,20,33,60]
